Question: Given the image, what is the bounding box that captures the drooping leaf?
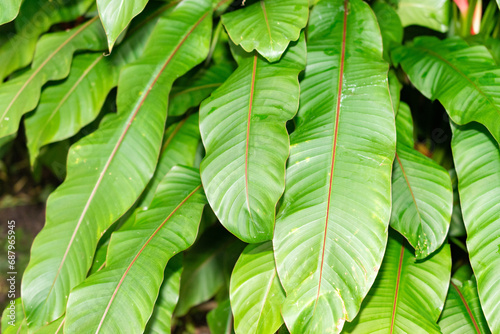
[230,241,285,334]
[24,7,161,166]
[221,0,308,62]
[66,167,206,333]
[392,104,453,258]
[343,232,451,333]
[439,266,491,334]
[200,35,306,243]
[393,36,500,145]
[0,0,94,80]
[451,121,500,332]
[145,255,183,334]
[97,0,150,50]
[0,17,107,141]
[396,0,450,33]
[273,0,396,332]
[207,299,234,334]
[21,0,213,329]
[372,1,403,62]
[0,0,22,25]
[169,62,234,116]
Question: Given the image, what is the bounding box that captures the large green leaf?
[200,36,306,243]
[343,232,451,333]
[393,37,500,145]
[272,0,396,332]
[21,0,213,329]
[451,122,500,332]
[396,0,450,32]
[145,255,183,334]
[66,167,206,333]
[221,0,308,62]
[169,62,234,116]
[0,0,94,80]
[439,266,491,334]
[24,8,161,166]
[0,17,107,141]
[230,241,285,334]
[97,0,149,50]
[0,0,22,25]
[392,103,453,258]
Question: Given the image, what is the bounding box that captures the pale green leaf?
[396,0,450,32]
[0,0,22,25]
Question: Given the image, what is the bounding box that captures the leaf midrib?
[389,244,405,334]
[451,281,481,334]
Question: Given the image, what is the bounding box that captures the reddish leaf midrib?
[95,184,202,333]
[395,152,422,222]
[45,9,210,311]
[451,281,481,334]
[315,0,348,307]
[390,244,405,334]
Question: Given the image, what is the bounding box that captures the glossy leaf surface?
[396,0,450,32]
[273,0,396,332]
[200,36,306,243]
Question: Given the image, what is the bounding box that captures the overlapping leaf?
[273,0,396,332]
[21,0,212,329]
[200,35,306,243]
[439,266,491,334]
[0,0,94,80]
[396,0,449,32]
[66,167,206,333]
[393,37,500,144]
[451,122,500,332]
[0,0,22,25]
[207,299,234,334]
[0,17,107,141]
[343,232,451,333]
[392,103,453,258]
[221,0,308,62]
[372,1,403,62]
[230,241,285,334]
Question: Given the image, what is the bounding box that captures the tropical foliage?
[1,0,499,333]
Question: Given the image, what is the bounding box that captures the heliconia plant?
[0,0,499,333]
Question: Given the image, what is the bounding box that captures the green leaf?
[1,298,24,332]
[230,241,285,334]
[169,62,234,116]
[439,267,491,334]
[66,166,206,333]
[343,232,451,333]
[273,0,396,332]
[221,0,308,62]
[0,17,107,141]
[392,105,453,258]
[200,35,306,243]
[24,9,160,166]
[393,37,500,145]
[0,0,22,25]
[21,0,213,329]
[372,1,403,62]
[451,121,500,332]
[97,0,149,50]
[396,0,450,32]
[0,0,94,80]
[145,255,183,334]
[207,299,234,334]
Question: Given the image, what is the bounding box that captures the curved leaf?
[221,0,308,62]
[393,37,500,144]
[230,241,285,334]
[145,255,183,334]
[392,104,453,258]
[439,267,491,334]
[200,35,306,243]
[169,62,234,116]
[343,232,451,333]
[273,0,396,332]
[372,1,403,62]
[66,166,206,333]
[0,0,22,25]
[0,0,94,80]
[97,0,149,50]
[208,299,234,334]
[21,0,213,329]
[0,17,107,140]
[451,122,500,332]
[396,0,450,32]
